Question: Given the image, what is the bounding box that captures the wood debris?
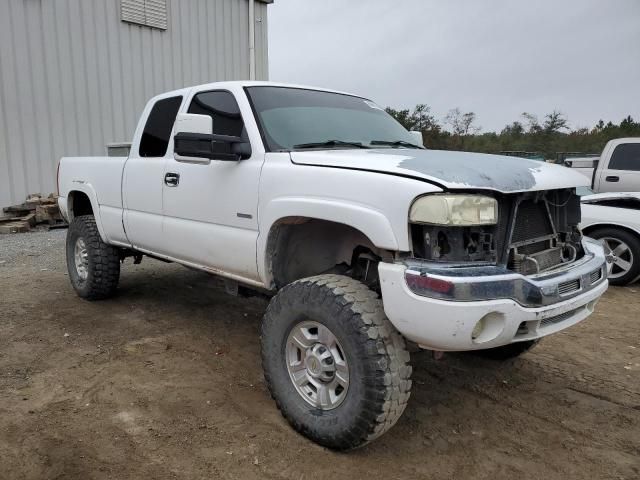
[0,194,65,234]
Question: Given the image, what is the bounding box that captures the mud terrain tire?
[66,215,120,300]
[261,274,412,450]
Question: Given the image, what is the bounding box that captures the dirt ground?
[0,230,638,480]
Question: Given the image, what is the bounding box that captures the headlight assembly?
[409,195,498,226]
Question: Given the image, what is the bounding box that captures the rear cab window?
[609,143,640,171]
[139,96,183,157]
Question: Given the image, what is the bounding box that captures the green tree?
[543,110,569,134]
[385,102,639,159]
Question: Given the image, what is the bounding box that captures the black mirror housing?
[174,132,251,161]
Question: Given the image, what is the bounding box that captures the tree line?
[385,104,640,161]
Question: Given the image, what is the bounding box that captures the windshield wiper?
[293,140,370,150]
[370,140,424,149]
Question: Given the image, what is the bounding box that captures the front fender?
[257,196,399,283]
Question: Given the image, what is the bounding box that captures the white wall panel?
[0,0,270,207]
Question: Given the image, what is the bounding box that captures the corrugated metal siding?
[0,0,269,207]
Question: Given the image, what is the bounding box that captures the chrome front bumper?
[403,238,611,308]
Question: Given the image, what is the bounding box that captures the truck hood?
[290,149,589,193]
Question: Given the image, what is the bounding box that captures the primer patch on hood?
[291,149,589,193]
[397,153,541,191]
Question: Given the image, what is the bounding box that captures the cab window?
[188,91,246,138]
[139,96,183,157]
[609,143,640,171]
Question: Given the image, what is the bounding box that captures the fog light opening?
[471,318,485,340]
[516,321,529,335]
[471,312,506,344]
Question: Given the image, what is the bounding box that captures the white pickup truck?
[57,81,610,450]
[564,138,640,193]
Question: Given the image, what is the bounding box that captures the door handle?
[605,175,619,182]
[164,172,180,187]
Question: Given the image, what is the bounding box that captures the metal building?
[0,0,272,208]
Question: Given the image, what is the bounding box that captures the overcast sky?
[268,0,640,132]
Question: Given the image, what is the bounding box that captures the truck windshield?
[245,86,420,152]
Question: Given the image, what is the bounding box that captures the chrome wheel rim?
[602,237,634,279]
[74,237,89,280]
[286,321,349,410]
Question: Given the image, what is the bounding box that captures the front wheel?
[66,215,121,300]
[261,274,412,450]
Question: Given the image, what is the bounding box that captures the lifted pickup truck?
[58,81,610,450]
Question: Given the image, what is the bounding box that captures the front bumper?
[379,238,610,351]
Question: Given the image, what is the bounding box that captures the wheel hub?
[304,343,336,381]
[74,237,89,280]
[286,321,349,410]
[601,236,634,279]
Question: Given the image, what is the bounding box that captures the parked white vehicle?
[565,138,640,192]
[57,81,610,450]
[580,190,640,285]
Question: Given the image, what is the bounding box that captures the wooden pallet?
[1,194,64,234]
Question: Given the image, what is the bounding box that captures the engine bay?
[410,189,584,275]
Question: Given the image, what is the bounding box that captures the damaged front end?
[404,188,609,307]
[410,189,584,276]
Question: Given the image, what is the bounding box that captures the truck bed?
[57,156,128,245]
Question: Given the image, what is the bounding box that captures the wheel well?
[265,217,392,289]
[68,191,94,219]
[583,223,640,241]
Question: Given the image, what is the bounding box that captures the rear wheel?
[588,228,640,286]
[261,274,412,450]
[66,215,121,300]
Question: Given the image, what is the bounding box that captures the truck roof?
[153,81,363,102]
[607,137,640,145]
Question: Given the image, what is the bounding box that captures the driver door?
[161,90,264,281]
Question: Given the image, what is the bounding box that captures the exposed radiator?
[511,200,554,244]
[509,246,563,275]
[508,199,566,275]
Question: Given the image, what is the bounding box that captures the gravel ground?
[0,230,638,480]
[0,228,66,268]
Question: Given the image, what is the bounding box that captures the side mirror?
[409,131,424,147]
[173,113,213,164]
[173,113,251,163]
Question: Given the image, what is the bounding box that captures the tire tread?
[261,274,412,449]
[67,215,120,300]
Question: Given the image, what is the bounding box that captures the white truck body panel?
[564,157,599,180]
[57,156,127,245]
[581,192,640,236]
[291,149,590,194]
[256,152,442,285]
